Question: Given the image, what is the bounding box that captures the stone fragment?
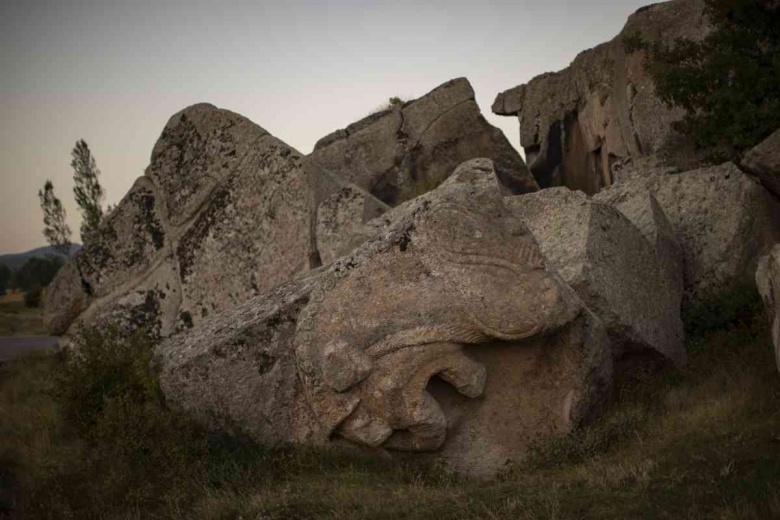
[742,128,780,199]
[613,162,780,302]
[756,244,780,374]
[157,159,612,477]
[594,183,684,301]
[43,259,90,336]
[310,78,538,206]
[506,187,686,365]
[315,184,390,265]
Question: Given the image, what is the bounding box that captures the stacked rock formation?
[45,78,535,341]
[42,0,780,476]
[492,0,709,194]
[158,159,612,477]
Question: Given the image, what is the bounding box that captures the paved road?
[0,336,59,362]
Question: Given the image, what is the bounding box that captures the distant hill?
[0,244,82,271]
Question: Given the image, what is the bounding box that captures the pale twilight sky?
[0,0,649,254]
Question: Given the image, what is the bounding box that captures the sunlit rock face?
[156,159,612,478]
[310,78,539,207]
[492,0,709,194]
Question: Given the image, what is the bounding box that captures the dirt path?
[0,336,59,363]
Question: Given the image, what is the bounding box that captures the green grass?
[0,300,46,336]
[1,289,779,519]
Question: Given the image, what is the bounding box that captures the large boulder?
[742,128,780,199]
[157,159,612,477]
[506,187,685,365]
[42,260,90,336]
[310,78,539,206]
[757,244,780,374]
[602,162,780,303]
[45,104,348,338]
[492,0,709,194]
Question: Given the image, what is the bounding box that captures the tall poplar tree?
[71,139,105,243]
[38,180,72,258]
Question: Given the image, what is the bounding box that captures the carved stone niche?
[157,159,612,477]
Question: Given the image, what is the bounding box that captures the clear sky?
[0,0,650,255]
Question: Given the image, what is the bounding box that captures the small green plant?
[524,406,646,470]
[388,96,404,107]
[682,282,763,349]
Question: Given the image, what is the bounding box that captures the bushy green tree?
[0,263,11,296]
[71,139,105,243]
[625,0,780,157]
[24,282,43,308]
[12,256,64,292]
[38,180,72,258]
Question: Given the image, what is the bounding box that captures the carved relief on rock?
[158,159,612,477]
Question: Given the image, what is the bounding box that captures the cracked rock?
[157,159,611,478]
[45,103,346,337]
[506,187,686,365]
[309,78,539,206]
[492,0,710,194]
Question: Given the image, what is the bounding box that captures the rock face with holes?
[742,128,780,199]
[757,244,780,374]
[44,103,346,339]
[506,187,685,365]
[157,159,612,477]
[598,162,780,303]
[492,0,709,194]
[309,78,539,206]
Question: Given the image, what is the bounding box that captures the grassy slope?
[0,300,778,519]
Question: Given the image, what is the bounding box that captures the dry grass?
[0,288,779,519]
[0,292,24,304]
[0,300,45,337]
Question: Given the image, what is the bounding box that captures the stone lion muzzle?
[294,166,589,457]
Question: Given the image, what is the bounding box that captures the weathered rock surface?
[742,128,780,199]
[594,183,684,301]
[157,159,612,477]
[42,260,90,336]
[757,244,780,374]
[316,185,390,265]
[506,187,685,365]
[601,162,780,302]
[310,78,539,206]
[45,104,349,338]
[493,0,709,194]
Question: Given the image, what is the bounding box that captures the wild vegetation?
[0,255,64,309]
[624,0,780,158]
[0,286,778,519]
[38,180,72,259]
